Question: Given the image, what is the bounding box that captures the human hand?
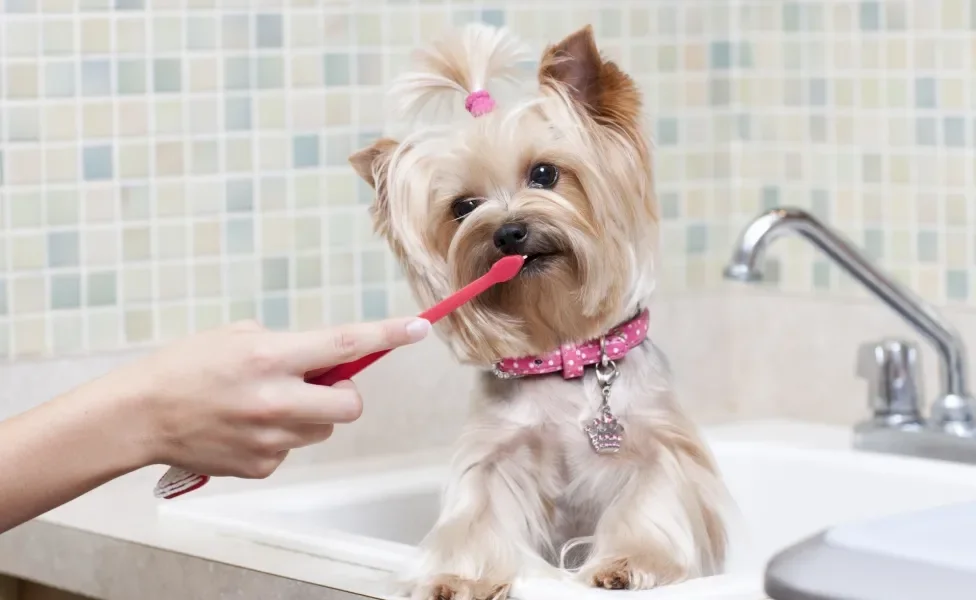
[114,317,430,479]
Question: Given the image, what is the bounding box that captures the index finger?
[275,317,431,373]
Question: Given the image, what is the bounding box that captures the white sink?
[159,420,976,598]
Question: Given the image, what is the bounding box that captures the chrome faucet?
[725,208,976,464]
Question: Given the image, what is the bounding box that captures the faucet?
[725,207,976,464]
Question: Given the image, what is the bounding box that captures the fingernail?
[406,318,431,342]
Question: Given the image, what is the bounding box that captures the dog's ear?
[538,25,641,128]
[349,137,398,189]
[349,138,399,232]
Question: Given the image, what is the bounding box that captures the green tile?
[48,231,79,267]
[686,224,708,255]
[948,270,969,301]
[87,271,117,306]
[255,14,283,48]
[262,257,289,291]
[51,274,81,309]
[295,256,321,289]
[153,59,182,93]
[361,289,387,319]
[262,297,290,330]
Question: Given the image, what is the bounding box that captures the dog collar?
[491,310,649,380]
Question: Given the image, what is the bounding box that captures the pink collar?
[492,310,650,380]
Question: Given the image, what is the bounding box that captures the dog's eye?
[528,163,559,189]
[451,197,481,220]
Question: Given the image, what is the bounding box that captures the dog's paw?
[414,574,511,600]
[583,556,688,590]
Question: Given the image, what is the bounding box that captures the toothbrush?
[154,254,526,499]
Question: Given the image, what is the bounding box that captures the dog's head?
[350,25,657,364]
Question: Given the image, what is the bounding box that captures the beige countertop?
[0,450,454,600]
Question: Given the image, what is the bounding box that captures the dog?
[349,24,729,600]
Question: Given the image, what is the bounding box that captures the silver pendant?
[584,403,623,454]
[585,337,624,454]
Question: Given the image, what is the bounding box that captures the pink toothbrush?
[154,255,525,499]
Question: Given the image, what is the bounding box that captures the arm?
[0,317,430,534]
[0,375,152,532]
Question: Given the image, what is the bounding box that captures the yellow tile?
[159,305,189,342]
[225,139,253,172]
[942,0,967,29]
[6,149,42,185]
[85,229,117,266]
[117,101,148,137]
[188,57,218,92]
[45,147,78,183]
[194,263,222,297]
[119,142,149,179]
[6,63,38,99]
[262,216,292,253]
[81,19,111,54]
[156,141,184,177]
[916,194,939,225]
[886,39,907,69]
[325,92,351,126]
[156,224,186,259]
[194,303,224,332]
[13,276,45,314]
[10,236,44,270]
[88,311,121,353]
[941,79,965,109]
[158,266,189,300]
[123,267,153,303]
[156,182,186,217]
[259,135,288,170]
[82,102,113,138]
[946,232,967,267]
[945,156,966,188]
[155,100,184,135]
[193,221,221,256]
[13,318,47,357]
[116,18,145,53]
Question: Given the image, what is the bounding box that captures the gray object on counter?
[764,501,976,600]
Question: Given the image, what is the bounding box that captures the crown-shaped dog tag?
[585,404,624,454]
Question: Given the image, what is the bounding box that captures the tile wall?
[0,0,974,360]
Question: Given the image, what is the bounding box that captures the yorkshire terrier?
[350,24,729,600]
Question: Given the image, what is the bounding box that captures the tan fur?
[351,25,730,600]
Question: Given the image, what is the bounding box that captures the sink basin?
[159,420,976,598]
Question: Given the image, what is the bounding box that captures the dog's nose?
[493,223,528,255]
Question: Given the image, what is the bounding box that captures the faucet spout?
[725,208,976,435]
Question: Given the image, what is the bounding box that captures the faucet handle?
[856,339,924,427]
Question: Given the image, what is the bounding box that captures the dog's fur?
[350,24,729,600]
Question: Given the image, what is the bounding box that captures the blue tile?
[917,230,938,262]
[82,146,113,181]
[256,14,283,48]
[323,53,350,86]
[224,97,252,131]
[293,135,320,168]
[660,192,680,219]
[357,179,374,205]
[262,297,290,330]
[45,63,75,97]
[736,114,751,140]
[262,257,289,291]
[81,60,111,96]
[187,16,216,49]
[916,117,938,146]
[811,189,830,220]
[87,272,117,307]
[480,8,504,27]
[737,43,754,68]
[948,270,969,301]
[761,186,780,210]
[4,0,35,12]
[915,77,936,108]
[810,115,828,142]
[686,224,708,254]
[153,59,181,93]
[51,274,81,309]
[48,232,80,267]
[325,133,352,166]
[114,0,143,9]
[117,60,146,95]
[859,1,881,30]
[944,116,966,147]
[783,2,802,31]
[256,56,284,89]
[226,179,253,212]
[0,279,6,315]
[710,79,731,106]
[812,261,830,289]
[863,229,884,260]
[656,118,678,145]
[599,8,622,37]
[710,41,732,69]
[809,79,827,106]
[224,56,251,90]
[226,219,254,254]
[362,289,388,320]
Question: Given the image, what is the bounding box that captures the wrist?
[69,367,161,473]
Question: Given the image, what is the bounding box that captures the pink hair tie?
[464,89,495,117]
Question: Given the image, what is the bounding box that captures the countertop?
[0,449,455,600]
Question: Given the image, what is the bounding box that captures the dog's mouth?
[520,252,562,276]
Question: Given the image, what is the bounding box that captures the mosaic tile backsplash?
[1,0,975,359]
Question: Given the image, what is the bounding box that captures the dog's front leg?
[407,425,556,600]
[577,421,727,590]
